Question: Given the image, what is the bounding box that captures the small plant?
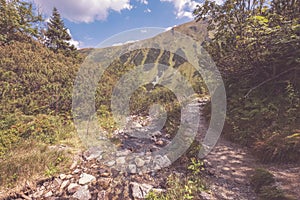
[188,158,205,176]
[44,163,58,177]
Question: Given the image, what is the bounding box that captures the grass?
[0,117,83,193]
[146,158,209,200]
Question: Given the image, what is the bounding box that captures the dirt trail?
[202,137,300,200]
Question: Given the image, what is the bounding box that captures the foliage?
[0,0,42,44]
[0,141,70,189]
[146,158,207,200]
[0,41,79,116]
[250,168,296,200]
[45,7,77,56]
[0,40,80,189]
[194,0,300,162]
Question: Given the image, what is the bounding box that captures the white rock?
[59,174,67,180]
[67,183,81,194]
[128,164,137,174]
[44,191,53,198]
[60,180,70,190]
[130,182,153,199]
[73,169,81,174]
[134,158,145,167]
[104,160,115,167]
[83,147,103,161]
[116,150,131,156]
[116,157,126,164]
[79,173,96,185]
[73,185,91,200]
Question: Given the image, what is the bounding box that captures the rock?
[155,140,164,146]
[53,178,62,188]
[132,122,143,128]
[67,183,81,194]
[70,160,78,170]
[134,158,145,167]
[130,182,153,199]
[153,155,171,168]
[116,157,126,164]
[60,180,70,190]
[66,174,73,179]
[73,185,91,200]
[32,190,44,198]
[44,191,53,198]
[100,172,110,177]
[116,150,131,156]
[73,169,81,174]
[104,160,115,167]
[79,173,96,185]
[128,164,137,174]
[59,174,67,180]
[83,146,103,161]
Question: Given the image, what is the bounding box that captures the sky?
[31,0,217,48]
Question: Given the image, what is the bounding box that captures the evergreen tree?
[45,7,76,55]
[0,0,42,44]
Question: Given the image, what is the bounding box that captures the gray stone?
[104,160,115,167]
[79,173,96,185]
[128,164,137,174]
[83,146,103,161]
[116,149,131,157]
[59,174,67,180]
[67,183,81,194]
[73,185,91,200]
[44,191,53,198]
[130,182,153,199]
[116,157,126,164]
[73,169,81,174]
[153,155,171,168]
[60,180,70,190]
[134,158,145,167]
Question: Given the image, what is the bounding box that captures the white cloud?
[112,40,139,47]
[164,25,177,31]
[33,0,132,23]
[161,0,223,19]
[66,29,80,48]
[144,8,151,13]
[137,0,148,5]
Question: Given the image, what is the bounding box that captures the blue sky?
[32,0,213,48]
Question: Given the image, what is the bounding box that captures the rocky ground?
[2,98,299,199]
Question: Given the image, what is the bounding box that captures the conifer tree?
[45,7,76,55]
[0,0,42,44]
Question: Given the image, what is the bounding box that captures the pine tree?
[0,0,42,44]
[45,7,76,55]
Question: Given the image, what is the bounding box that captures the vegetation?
[0,0,299,197]
[45,7,77,56]
[0,0,42,44]
[194,0,300,163]
[250,168,295,200]
[146,158,207,200]
[0,40,82,189]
